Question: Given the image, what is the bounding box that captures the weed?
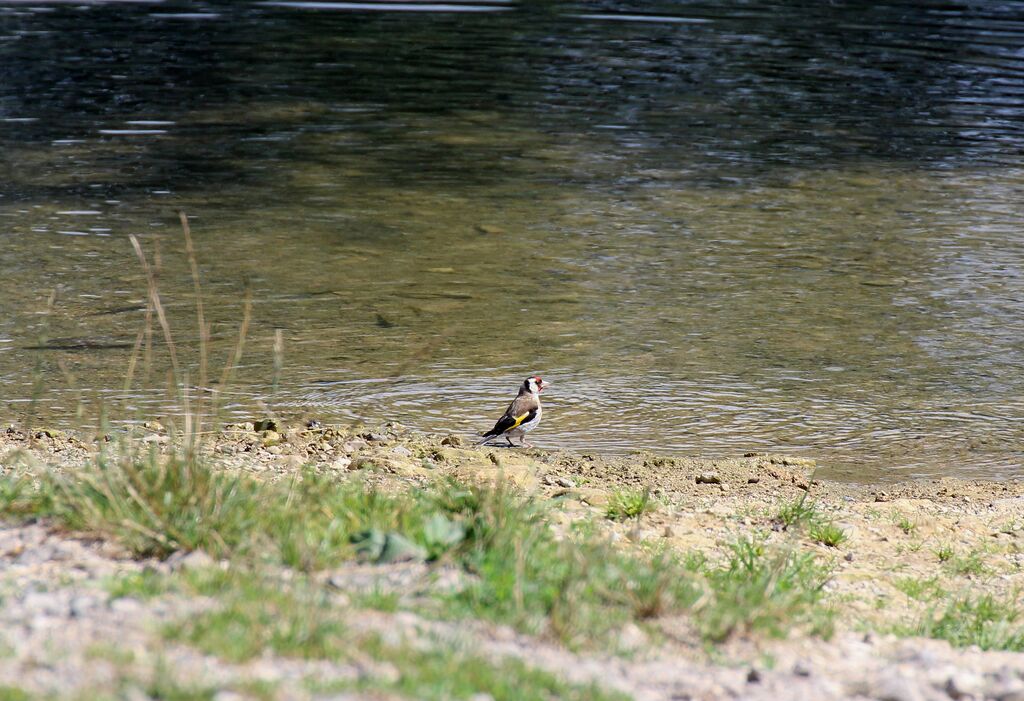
[894,594,1024,651]
[774,497,819,530]
[893,513,917,535]
[894,576,945,602]
[0,686,29,701]
[809,521,847,548]
[946,548,988,577]
[698,536,834,641]
[935,544,955,562]
[605,488,657,521]
[168,574,346,662]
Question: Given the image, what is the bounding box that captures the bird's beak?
[540,380,550,390]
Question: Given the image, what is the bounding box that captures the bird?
[477,376,549,448]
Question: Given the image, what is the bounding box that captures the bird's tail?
[476,432,495,446]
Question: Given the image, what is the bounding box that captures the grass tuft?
[697,536,834,641]
[809,520,847,548]
[1,446,836,649]
[774,497,820,529]
[605,488,657,521]
[894,594,1024,651]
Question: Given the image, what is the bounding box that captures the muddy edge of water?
[5,418,1023,506]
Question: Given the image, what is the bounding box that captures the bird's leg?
[521,435,532,448]
[506,435,515,447]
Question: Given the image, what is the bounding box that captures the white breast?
[518,403,542,433]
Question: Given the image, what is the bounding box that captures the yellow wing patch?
[510,412,530,429]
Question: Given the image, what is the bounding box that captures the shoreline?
[2,420,1024,700]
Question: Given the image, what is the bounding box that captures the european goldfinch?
[477,376,549,448]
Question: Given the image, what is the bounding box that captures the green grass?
[935,543,955,562]
[893,576,945,602]
[0,686,30,701]
[774,497,819,530]
[944,548,988,577]
[337,636,630,701]
[893,513,917,535]
[168,575,346,662]
[2,445,836,649]
[605,488,657,521]
[163,570,627,701]
[893,594,1024,651]
[697,536,835,641]
[775,498,846,548]
[809,520,847,548]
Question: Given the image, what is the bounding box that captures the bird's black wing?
[483,404,537,437]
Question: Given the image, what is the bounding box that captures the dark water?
[2,1,1024,481]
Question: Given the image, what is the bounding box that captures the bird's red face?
[527,376,548,393]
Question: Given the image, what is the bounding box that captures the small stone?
[329,457,353,471]
[793,661,811,677]
[275,455,304,470]
[746,668,761,684]
[696,472,722,485]
[554,476,576,488]
[143,420,164,432]
[260,430,281,447]
[845,552,855,562]
[577,488,610,507]
[871,670,924,701]
[441,434,463,447]
[142,433,168,444]
[616,622,648,652]
[265,445,283,455]
[167,549,215,572]
[945,673,983,700]
[70,594,100,618]
[110,597,144,615]
[662,525,674,538]
[365,432,388,442]
[747,476,760,484]
[391,446,413,457]
[994,687,1024,701]
[719,483,731,493]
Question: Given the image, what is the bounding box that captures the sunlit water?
[2,1,1024,481]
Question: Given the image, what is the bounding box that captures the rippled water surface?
[3,1,1024,481]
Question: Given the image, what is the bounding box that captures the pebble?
[166,549,215,572]
[696,472,722,485]
[615,622,648,653]
[391,446,413,457]
[945,672,983,700]
[554,476,576,488]
[870,669,925,701]
[329,457,353,471]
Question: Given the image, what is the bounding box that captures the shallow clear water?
[2,1,1024,481]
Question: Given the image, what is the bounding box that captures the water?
[2,1,1024,481]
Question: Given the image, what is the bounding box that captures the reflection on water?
[2,1,1024,481]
